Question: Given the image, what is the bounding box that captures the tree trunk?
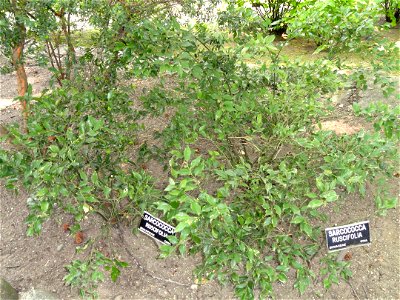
[11,0,28,120]
[12,43,28,127]
[60,12,76,80]
[12,44,28,100]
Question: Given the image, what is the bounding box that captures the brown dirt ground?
[1,44,399,300]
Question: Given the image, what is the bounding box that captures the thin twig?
[198,137,233,167]
[117,225,191,287]
[362,285,369,299]
[48,40,62,72]
[348,280,361,300]
[227,136,251,139]
[272,143,283,160]
[228,136,261,152]
[307,237,325,266]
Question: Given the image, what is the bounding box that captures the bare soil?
[0,44,399,300]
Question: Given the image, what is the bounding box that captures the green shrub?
[64,251,128,298]
[0,13,398,299]
[218,0,301,36]
[136,23,398,299]
[382,0,400,24]
[0,79,159,235]
[287,0,380,53]
[218,1,271,38]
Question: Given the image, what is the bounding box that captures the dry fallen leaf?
[194,277,209,285]
[62,223,70,232]
[74,231,84,244]
[344,252,353,261]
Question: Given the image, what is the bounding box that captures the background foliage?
[0,0,399,298]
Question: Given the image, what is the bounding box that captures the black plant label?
[325,221,370,252]
[139,211,175,245]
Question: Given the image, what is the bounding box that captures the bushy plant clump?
[1,4,399,299]
[286,0,381,52]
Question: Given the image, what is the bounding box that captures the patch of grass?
[50,29,99,48]
[72,29,99,48]
[231,28,399,76]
